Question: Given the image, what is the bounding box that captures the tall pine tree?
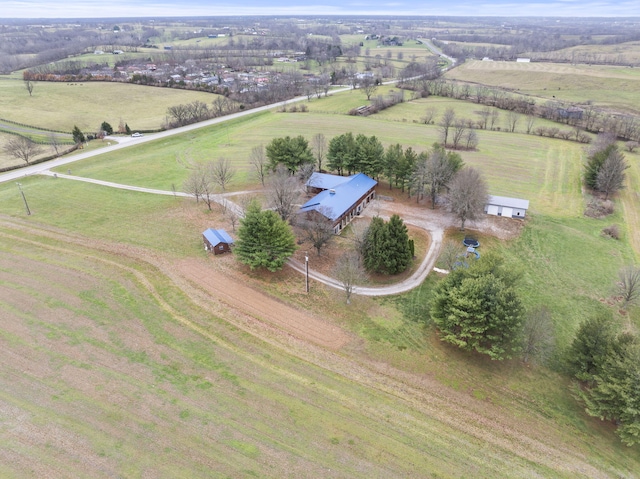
[235,201,297,272]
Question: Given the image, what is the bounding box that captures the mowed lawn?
[0,77,223,132]
[445,60,640,115]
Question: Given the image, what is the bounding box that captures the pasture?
[445,60,640,115]
[0,77,222,132]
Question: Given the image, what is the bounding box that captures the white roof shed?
[485,195,529,219]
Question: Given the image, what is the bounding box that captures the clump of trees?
[166,98,238,128]
[363,215,412,275]
[235,200,297,272]
[584,133,629,200]
[568,311,640,446]
[430,252,524,360]
[326,132,385,178]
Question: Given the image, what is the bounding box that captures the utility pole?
[16,183,30,216]
[305,252,309,293]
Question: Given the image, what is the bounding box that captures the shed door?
[487,205,499,216]
[502,207,513,218]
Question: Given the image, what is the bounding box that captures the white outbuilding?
[485,195,529,219]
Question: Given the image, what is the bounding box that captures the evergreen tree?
[327,133,355,176]
[567,311,618,382]
[100,121,113,135]
[384,143,403,189]
[72,125,85,144]
[382,214,412,274]
[265,135,314,174]
[396,147,417,193]
[363,216,387,273]
[355,134,385,179]
[235,201,297,272]
[430,252,524,360]
[363,215,412,275]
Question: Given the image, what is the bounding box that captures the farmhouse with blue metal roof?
[300,172,377,234]
[202,228,234,254]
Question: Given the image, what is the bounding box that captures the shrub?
[602,224,620,239]
[584,198,614,218]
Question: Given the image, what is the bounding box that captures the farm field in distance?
[2,14,640,479]
[445,59,640,115]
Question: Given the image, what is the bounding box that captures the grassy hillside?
[445,60,640,115]
[0,77,222,132]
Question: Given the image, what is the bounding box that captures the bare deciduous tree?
[438,239,463,272]
[448,167,488,230]
[505,110,520,133]
[360,76,378,100]
[618,265,640,309]
[48,132,60,156]
[249,144,268,186]
[267,164,301,221]
[300,208,334,255]
[439,107,456,146]
[3,136,43,165]
[183,161,217,210]
[522,307,555,364]
[451,119,467,149]
[333,251,368,304]
[24,79,35,96]
[422,107,438,125]
[312,133,326,172]
[211,157,236,192]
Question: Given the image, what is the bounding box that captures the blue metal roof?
[202,228,234,247]
[306,172,354,190]
[300,173,377,221]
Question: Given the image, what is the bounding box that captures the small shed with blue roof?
[202,228,234,255]
[300,172,377,234]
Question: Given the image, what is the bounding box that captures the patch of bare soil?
[174,257,350,350]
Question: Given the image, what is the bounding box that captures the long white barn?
[485,195,529,219]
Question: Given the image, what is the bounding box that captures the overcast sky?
[2,0,639,19]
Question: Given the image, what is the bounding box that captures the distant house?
[202,228,234,254]
[485,195,529,219]
[300,173,377,234]
[516,58,531,63]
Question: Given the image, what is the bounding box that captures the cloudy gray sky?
[2,0,639,18]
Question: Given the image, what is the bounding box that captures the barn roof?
[300,173,377,221]
[202,228,234,247]
[487,195,529,210]
[306,172,354,190]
